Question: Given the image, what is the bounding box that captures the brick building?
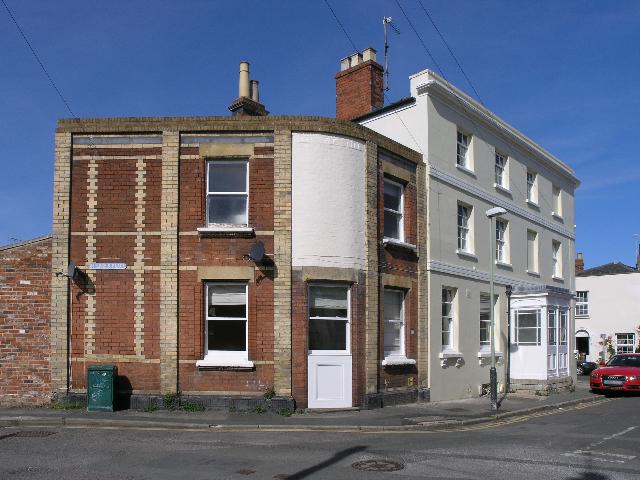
[0,236,52,406]
[45,56,426,409]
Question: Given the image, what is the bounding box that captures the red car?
[590,354,640,394]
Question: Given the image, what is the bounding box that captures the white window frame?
[526,170,537,204]
[441,287,456,350]
[206,159,249,226]
[552,240,562,278]
[308,284,351,356]
[515,309,541,346]
[202,282,249,364]
[559,309,568,345]
[383,288,406,360]
[479,293,492,349]
[494,152,507,188]
[495,218,508,263]
[547,308,557,346]
[383,177,404,242]
[575,291,589,316]
[615,333,635,354]
[552,185,562,217]
[527,229,538,274]
[457,203,472,253]
[456,131,471,169]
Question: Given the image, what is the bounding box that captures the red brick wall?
[335,60,384,120]
[0,238,52,406]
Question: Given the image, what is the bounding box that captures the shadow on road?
[565,472,610,480]
[278,445,368,479]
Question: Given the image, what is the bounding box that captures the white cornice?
[428,260,538,288]
[416,74,579,187]
[428,164,575,240]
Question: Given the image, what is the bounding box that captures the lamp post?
[486,206,507,411]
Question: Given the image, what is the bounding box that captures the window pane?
[208,284,246,318]
[518,312,538,329]
[208,320,246,351]
[384,290,404,357]
[309,319,347,350]
[209,162,247,193]
[384,210,401,239]
[518,328,538,344]
[208,195,247,225]
[309,286,348,318]
[384,181,402,211]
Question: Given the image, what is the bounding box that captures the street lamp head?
[486,206,507,218]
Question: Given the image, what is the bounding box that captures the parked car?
[576,360,598,375]
[590,354,640,393]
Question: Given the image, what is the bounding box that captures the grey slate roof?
[577,262,638,277]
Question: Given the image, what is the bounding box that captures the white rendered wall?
[291,133,366,270]
[575,272,640,362]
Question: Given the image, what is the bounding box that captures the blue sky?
[1,0,638,269]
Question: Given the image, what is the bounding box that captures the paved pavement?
[1,387,639,479]
[0,376,603,431]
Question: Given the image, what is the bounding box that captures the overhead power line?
[322,0,358,52]
[1,0,77,118]
[416,0,484,105]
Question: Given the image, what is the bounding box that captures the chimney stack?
[335,47,384,120]
[228,61,268,117]
[575,252,584,274]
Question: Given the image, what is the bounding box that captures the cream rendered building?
[357,69,580,400]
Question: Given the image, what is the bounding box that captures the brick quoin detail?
[0,238,52,406]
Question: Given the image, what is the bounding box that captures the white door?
[307,284,352,409]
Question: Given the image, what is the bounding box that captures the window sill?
[552,275,564,282]
[456,249,477,260]
[526,270,540,277]
[197,226,255,237]
[383,237,417,252]
[575,314,589,319]
[456,164,476,177]
[382,356,416,367]
[196,359,255,370]
[439,350,463,359]
[440,350,464,368]
[477,351,503,358]
[551,212,564,221]
[494,183,511,195]
[495,260,512,269]
[526,199,539,209]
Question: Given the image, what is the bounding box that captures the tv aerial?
[383,16,400,92]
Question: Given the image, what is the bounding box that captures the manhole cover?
[14,431,56,438]
[352,459,404,472]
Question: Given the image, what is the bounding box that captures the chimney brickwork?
[336,48,384,120]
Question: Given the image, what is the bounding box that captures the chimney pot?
[575,252,584,274]
[239,61,250,98]
[362,47,377,62]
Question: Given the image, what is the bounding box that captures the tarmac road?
[0,395,639,479]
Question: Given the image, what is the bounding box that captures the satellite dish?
[248,241,265,263]
[67,261,77,281]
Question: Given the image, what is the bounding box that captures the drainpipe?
[505,284,513,393]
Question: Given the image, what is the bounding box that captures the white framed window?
[495,219,508,263]
[308,284,350,355]
[495,152,507,188]
[479,293,491,348]
[526,170,537,204]
[552,185,562,217]
[575,291,589,316]
[515,309,541,345]
[456,131,471,168]
[527,229,538,273]
[206,159,249,226]
[204,282,249,362]
[615,333,635,354]
[548,308,557,346]
[383,288,405,359]
[559,309,568,345]
[383,178,404,241]
[552,240,562,278]
[457,203,472,252]
[441,287,456,349]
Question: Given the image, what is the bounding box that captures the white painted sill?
[383,238,417,252]
[456,164,476,177]
[196,359,255,369]
[495,260,512,269]
[439,350,463,359]
[552,275,564,282]
[526,199,540,209]
[477,351,503,358]
[551,212,564,221]
[456,249,477,260]
[526,270,540,277]
[382,356,416,367]
[197,226,255,235]
[494,183,511,195]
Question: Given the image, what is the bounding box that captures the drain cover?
[352,459,404,472]
[15,431,56,438]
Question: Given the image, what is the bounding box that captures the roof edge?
[0,235,52,252]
